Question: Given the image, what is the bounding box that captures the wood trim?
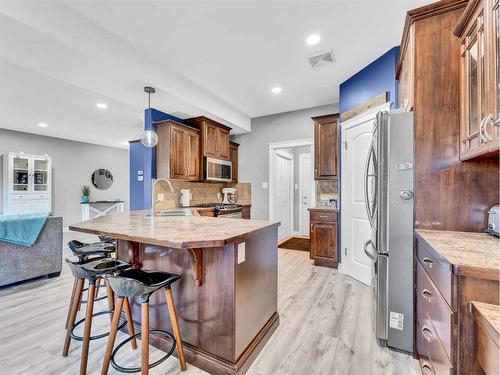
[340,92,389,121]
[396,0,468,77]
[130,312,279,375]
[454,0,483,36]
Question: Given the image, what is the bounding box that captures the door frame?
[268,139,314,239]
[298,152,313,235]
[339,102,391,276]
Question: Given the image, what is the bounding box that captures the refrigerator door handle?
[363,139,375,223]
[364,239,377,262]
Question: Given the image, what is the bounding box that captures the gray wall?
[0,129,129,226]
[232,103,339,221]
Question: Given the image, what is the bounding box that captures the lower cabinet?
[309,209,339,268]
[242,204,251,219]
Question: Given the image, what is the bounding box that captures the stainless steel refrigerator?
[363,110,414,353]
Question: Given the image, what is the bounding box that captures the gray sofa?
[0,216,63,287]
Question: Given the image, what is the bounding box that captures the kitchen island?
[69,211,280,375]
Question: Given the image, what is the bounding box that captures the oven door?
[205,157,232,182]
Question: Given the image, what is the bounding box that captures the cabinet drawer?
[416,321,453,375]
[310,210,337,222]
[416,240,453,306]
[416,260,454,364]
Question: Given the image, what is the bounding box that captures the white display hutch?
[2,152,52,215]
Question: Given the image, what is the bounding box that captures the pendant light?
[140,86,158,148]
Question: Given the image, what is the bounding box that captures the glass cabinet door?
[462,11,490,154]
[12,156,29,191]
[33,159,49,192]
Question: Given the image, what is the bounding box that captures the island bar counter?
[69,211,280,375]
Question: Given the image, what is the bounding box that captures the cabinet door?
[460,4,491,159]
[170,125,187,179]
[230,142,238,182]
[398,24,415,109]
[185,130,200,181]
[203,122,219,157]
[33,158,49,192]
[217,128,230,160]
[314,116,338,179]
[11,155,30,192]
[486,0,500,148]
[310,221,338,260]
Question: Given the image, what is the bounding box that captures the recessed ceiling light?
[37,123,47,128]
[271,87,283,94]
[306,34,321,46]
[96,102,108,109]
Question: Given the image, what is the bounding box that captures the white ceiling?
[0,0,431,149]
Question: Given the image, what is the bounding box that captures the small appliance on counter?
[486,204,499,237]
[221,188,236,204]
[180,189,192,208]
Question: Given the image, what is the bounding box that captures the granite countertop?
[471,301,500,346]
[415,230,500,280]
[69,210,279,249]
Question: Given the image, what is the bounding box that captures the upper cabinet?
[455,0,499,160]
[156,121,200,181]
[229,141,239,183]
[312,114,340,180]
[186,116,231,160]
[398,24,415,110]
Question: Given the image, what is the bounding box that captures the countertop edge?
[414,230,500,281]
[69,220,280,250]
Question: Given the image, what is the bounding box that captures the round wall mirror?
[91,169,113,190]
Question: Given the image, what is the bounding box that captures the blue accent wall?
[339,46,400,118]
[129,108,184,211]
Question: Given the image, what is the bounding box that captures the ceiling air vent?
[309,50,335,68]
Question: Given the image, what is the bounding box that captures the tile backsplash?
[315,180,338,206]
[155,181,251,211]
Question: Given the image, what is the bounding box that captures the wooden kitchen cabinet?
[156,120,200,181]
[230,141,239,182]
[455,0,499,160]
[312,114,339,180]
[186,116,231,160]
[309,209,339,268]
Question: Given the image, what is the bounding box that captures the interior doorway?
[269,139,315,242]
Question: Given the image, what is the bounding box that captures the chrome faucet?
[151,178,175,216]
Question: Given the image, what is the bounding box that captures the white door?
[275,151,293,241]
[341,106,388,286]
[298,153,312,235]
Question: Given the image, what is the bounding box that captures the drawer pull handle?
[421,325,434,343]
[422,257,434,269]
[318,215,329,219]
[421,361,434,375]
[421,289,432,302]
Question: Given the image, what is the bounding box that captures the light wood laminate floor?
[0,231,420,374]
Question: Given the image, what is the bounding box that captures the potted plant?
[81,185,91,203]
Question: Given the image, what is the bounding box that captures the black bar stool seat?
[68,240,115,261]
[107,269,181,302]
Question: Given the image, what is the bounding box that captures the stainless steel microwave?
[205,157,232,182]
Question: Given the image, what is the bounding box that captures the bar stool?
[63,257,137,375]
[65,240,117,329]
[101,269,187,375]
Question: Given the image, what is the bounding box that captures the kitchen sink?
[145,209,193,217]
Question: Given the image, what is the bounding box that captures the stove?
[196,203,243,218]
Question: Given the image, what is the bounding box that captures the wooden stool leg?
[164,288,187,371]
[124,297,138,349]
[100,297,125,375]
[95,278,102,299]
[77,279,85,311]
[65,278,78,329]
[141,302,150,375]
[63,278,84,356]
[105,279,115,320]
[80,283,96,375]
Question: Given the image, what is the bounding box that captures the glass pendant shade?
[140,130,158,147]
